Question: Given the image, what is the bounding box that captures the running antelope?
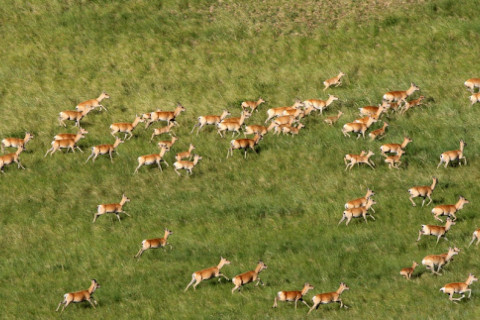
[244,124,268,137]
[358,105,386,118]
[0,146,25,173]
[173,154,202,176]
[345,151,375,170]
[402,96,425,113]
[110,115,144,140]
[417,218,455,244]
[383,83,420,104]
[303,95,338,114]
[468,228,480,247]
[93,194,131,223]
[324,111,343,126]
[431,196,469,222]
[151,123,176,141]
[134,147,169,174]
[157,136,178,151]
[338,198,376,226]
[44,130,87,156]
[56,279,100,313]
[380,137,412,155]
[85,137,123,163]
[469,93,480,105]
[227,134,262,159]
[369,122,388,140]
[54,127,88,141]
[217,111,248,137]
[59,107,93,127]
[323,72,345,91]
[272,283,314,309]
[134,229,173,258]
[354,115,378,128]
[464,78,480,92]
[191,110,230,135]
[441,274,478,302]
[383,149,405,169]
[307,282,349,314]
[1,132,34,153]
[342,117,376,139]
[76,92,110,112]
[422,247,460,275]
[242,98,265,112]
[265,101,303,123]
[176,144,195,161]
[345,188,375,209]
[400,262,418,280]
[231,260,267,293]
[221,110,251,125]
[437,140,466,168]
[408,177,438,207]
[184,257,231,291]
[281,123,305,136]
[145,103,186,128]
[344,151,366,168]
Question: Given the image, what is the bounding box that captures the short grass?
[1,0,480,319]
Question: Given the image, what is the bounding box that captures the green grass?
[1,0,480,318]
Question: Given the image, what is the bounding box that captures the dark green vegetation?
[1,0,480,318]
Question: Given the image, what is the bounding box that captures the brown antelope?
[93,194,130,222]
[468,228,480,247]
[354,115,378,128]
[157,136,178,151]
[323,72,345,91]
[400,261,418,280]
[221,110,251,125]
[383,149,405,169]
[217,111,248,137]
[231,260,267,293]
[324,111,344,126]
[402,95,425,113]
[345,188,375,209]
[184,257,231,291]
[56,279,100,313]
[383,83,420,104]
[151,123,176,141]
[342,118,376,139]
[408,177,438,207]
[265,101,303,123]
[464,78,480,92]
[176,144,195,161]
[145,103,186,128]
[272,283,314,309]
[369,122,388,140]
[344,151,366,168]
[469,93,480,105]
[281,123,305,136]
[134,147,169,174]
[134,229,173,258]
[110,115,144,140]
[358,105,386,118]
[191,110,230,135]
[431,196,469,222]
[338,198,376,225]
[380,137,412,155]
[441,274,478,302]
[422,247,460,275]
[308,282,349,314]
[345,151,375,170]
[59,107,93,127]
[282,107,304,119]
[76,92,110,112]
[227,134,262,159]
[417,218,455,243]
[437,140,467,168]
[303,95,338,114]
[85,137,123,163]
[173,154,202,176]
[0,146,25,173]
[44,132,87,157]
[54,127,88,141]
[242,98,265,112]
[244,124,268,137]
[1,132,34,153]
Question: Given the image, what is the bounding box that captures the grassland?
[1,0,480,319]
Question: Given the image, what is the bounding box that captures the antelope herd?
[1,76,477,314]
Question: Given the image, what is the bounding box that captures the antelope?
[359,105,386,118]
[383,83,420,104]
[281,123,305,136]
[323,72,345,91]
[354,115,378,128]
[345,151,375,170]
[134,229,173,258]
[244,124,268,137]
[417,218,455,243]
[338,198,376,226]
[110,115,144,140]
[464,78,480,92]
[468,228,480,247]
[307,282,349,314]
[157,136,178,151]
[151,123,176,141]
[441,274,478,302]
[369,122,388,140]
[76,92,110,112]
[231,260,267,293]
[0,146,25,173]
[303,95,338,114]
[422,247,460,275]
[184,257,231,291]
[282,107,304,118]
[383,149,405,169]
[324,111,343,126]
[227,134,262,159]
[85,137,123,163]
[303,106,316,117]
[408,177,438,207]
[380,137,412,155]
[400,262,418,280]
[58,107,93,127]
[345,188,375,209]
[344,151,366,168]
[92,194,131,223]
[173,154,202,176]
[272,283,314,309]
[175,144,195,161]
[342,118,376,139]
[145,103,186,128]
[402,95,425,113]
[469,93,480,105]
[217,111,248,137]
[431,196,469,222]
[44,131,87,156]
[265,101,303,123]
[437,140,467,168]
[54,127,88,141]
[191,110,230,135]
[56,279,100,313]
[1,132,34,153]
[242,97,265,112]
[134,147,169,174]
